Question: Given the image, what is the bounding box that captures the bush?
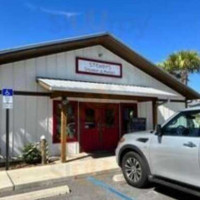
[22,143,41,164]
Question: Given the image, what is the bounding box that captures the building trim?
[0,90,51,96]
[0,90,188,102]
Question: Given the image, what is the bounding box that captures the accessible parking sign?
[2,89,13,109]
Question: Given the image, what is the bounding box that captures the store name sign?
[76,57,122,78]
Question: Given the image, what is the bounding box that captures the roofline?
[0,32,199,100]
[0,32,109,55]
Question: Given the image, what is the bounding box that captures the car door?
[150,110,200,187]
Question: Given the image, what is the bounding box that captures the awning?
[37,78,180,99]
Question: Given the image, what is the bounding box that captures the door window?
[85,108,96,129]
[105,109,115,128]
[162,111,200,137]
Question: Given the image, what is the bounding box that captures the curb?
[0,185,70,200]
[0,172,14,195]
[14,168,120,190]
[0,168,120,197]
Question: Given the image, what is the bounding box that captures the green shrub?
[22,143,41,164]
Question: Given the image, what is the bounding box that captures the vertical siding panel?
[56,52,67,79]
[83,46,98,60]
[13,96,26,156]
[13,61,26,90]
[36,56,47,92]
[9,106,14,156]
[12,61,26,156]
[36,56,46,77]
[74,49,84,59]
[25,96,37,144]
[46,54,57,78]
[36,97,49,142]
[1,63,14,88]
[66,51,76,79]
[25,59,37,91]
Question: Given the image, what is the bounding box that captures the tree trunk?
[180,70,188,85]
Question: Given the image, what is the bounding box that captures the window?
[105,109,115,128]
[162,111,200,137]
[84,108,96,129]
[53,101,77,143]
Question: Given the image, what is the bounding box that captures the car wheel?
[122,151,149,188]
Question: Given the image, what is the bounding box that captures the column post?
[152,99,158,129]
[61,97,68,163]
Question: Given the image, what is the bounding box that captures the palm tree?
[158,51,200,85]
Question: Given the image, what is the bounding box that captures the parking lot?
[44,169,199,200]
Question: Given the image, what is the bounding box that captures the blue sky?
[1,0,200,92]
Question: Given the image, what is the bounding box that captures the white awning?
[37,78,180,99]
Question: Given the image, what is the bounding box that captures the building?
[189,100,200,107]
[0,33,199,157]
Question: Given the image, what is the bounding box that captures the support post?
[5,109,9,170]
[152,100,158,129]
[61,97,67,163]
[185,99,188,108]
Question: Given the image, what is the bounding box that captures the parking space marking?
[87,176,135,200]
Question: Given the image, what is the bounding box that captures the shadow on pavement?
[153,184,199,200]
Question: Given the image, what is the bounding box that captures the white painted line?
[112,174,125,182]
[0,185,70,200]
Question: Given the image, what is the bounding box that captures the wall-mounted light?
[98,53,103,58]
[62,97,68,105]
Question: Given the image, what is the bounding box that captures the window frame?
[53,100,78,143]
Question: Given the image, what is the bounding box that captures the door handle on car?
[183,142,197,148]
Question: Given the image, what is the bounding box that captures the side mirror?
[156,124,163,136]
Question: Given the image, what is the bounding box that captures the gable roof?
[0,32,199,99]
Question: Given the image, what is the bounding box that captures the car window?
[162,111,200,137]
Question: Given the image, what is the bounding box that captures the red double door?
[80,103,119,152]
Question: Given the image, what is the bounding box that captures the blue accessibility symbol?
[2,89,13,96]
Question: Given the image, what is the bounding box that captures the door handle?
[183,142,197,148]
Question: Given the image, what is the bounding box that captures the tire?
[121,151,149,188]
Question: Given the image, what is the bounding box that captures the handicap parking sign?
[2,89,13,109]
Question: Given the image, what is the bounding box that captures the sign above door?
[76,57,122,78]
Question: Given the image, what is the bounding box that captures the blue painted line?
[87,176,135,200]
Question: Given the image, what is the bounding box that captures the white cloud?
[25,3,81,19]
[40,7,81,18]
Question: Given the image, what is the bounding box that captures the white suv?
[116,107,200,196]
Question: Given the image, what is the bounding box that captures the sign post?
[2,89,13,170]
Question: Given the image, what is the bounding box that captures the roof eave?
[0,33,199,100]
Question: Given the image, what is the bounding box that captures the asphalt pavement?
[42,169,199,200]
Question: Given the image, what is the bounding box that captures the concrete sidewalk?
[0,155,119,195]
